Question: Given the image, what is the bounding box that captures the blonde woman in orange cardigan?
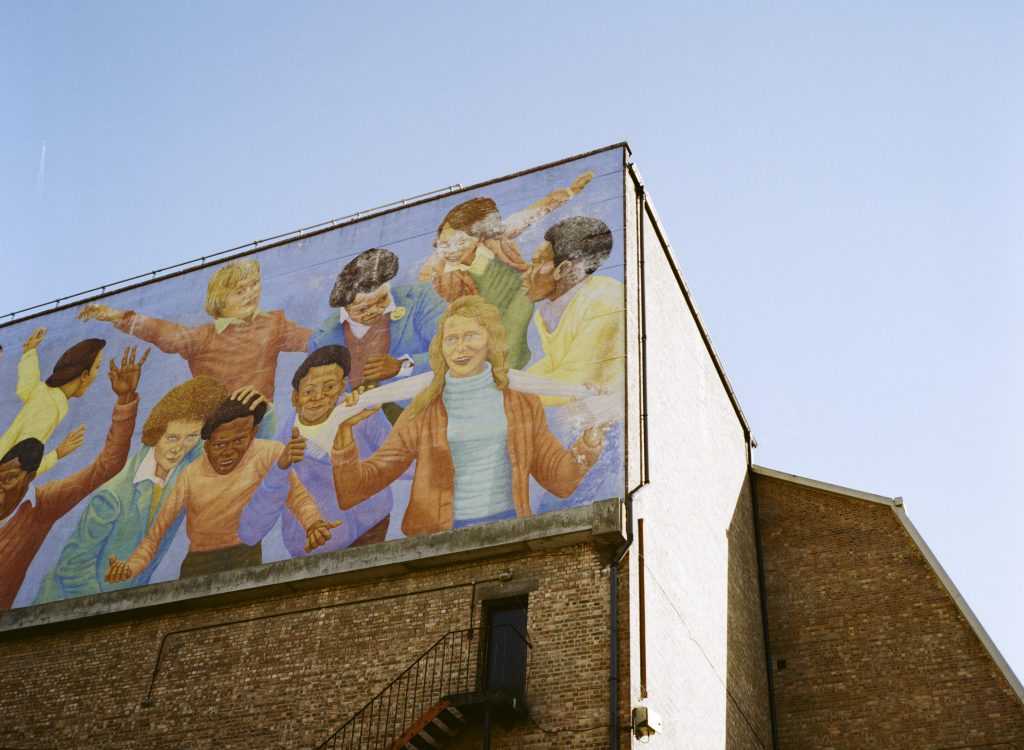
[331,296,609,537]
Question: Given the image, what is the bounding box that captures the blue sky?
[3,2,1022,679]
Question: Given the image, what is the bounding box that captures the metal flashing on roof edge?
[751,465,895,506]
[891,505,1024,705]
[752,464,1024,705]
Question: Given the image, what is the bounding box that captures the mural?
[0,147,627,611]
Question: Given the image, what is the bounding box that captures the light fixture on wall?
[632,705,662,739]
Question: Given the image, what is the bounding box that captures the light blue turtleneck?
[442,363,514,521]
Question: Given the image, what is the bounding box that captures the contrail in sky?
[36,141,46,198]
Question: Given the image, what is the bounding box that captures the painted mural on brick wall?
[0,149,625,610]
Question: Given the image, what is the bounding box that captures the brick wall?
[756,473,1024,748]
[0,542,624,750]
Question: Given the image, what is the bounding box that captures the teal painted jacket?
[34,444,200,603]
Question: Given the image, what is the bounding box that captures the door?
[484,599,527,700]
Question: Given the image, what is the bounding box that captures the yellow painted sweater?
[0,350,69,476]
[527,275,625,406]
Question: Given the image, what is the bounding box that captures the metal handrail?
[315,625,530,750]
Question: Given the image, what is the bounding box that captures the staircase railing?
[315,625,530,750]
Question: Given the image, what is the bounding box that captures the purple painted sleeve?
[238,463,292,546]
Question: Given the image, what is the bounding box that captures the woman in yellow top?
[0,327,111,476]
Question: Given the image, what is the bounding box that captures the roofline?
[626,161,752,443]
[753,464,1024,705]
[891,505,1024,704]
[2,142,632,329]
[751,465,895,506]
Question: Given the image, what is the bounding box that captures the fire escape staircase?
[314,625,530,750]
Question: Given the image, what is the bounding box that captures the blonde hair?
[204,259,261,318]
[141,376,228,446]
[408,296,511,417]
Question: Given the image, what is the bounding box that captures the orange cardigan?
[332,388,599,537]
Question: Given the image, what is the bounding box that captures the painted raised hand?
[108,345,150,404]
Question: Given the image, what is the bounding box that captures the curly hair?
[0,438,44,474]
[328,248,399,309]
[407,296,510,417]
[201,394,269,441]
[141,376,228,447]
[545,216,614,275]
[292,345,351,390]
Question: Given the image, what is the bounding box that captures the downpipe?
[610,487,642,749]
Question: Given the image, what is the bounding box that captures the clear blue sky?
[3,2,1022,679]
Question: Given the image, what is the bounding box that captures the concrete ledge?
[0,498,624,634]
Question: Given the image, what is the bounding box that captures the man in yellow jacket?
[520,216,624,402]
[520,215,625,512]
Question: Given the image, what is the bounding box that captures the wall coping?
[752,464,896,506]
[0,498,625,634]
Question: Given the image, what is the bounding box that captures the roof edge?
[626,161,751,442]
[752,465,895,506]
[891,505,1024,705]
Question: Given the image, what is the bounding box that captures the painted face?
[292,363,346,426]
[344,285,391,327]
[219,276,262,320]
[204,415,257,475]
[522,241,558,303]
[153,419,203,480]
[74,351,104,397]
[441,315,490,378]
[0,458,34,522]
[434,223,479,266]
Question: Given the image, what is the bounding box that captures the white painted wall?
[625,169,767,748]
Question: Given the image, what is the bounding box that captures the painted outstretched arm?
[0,335,43,464]
[528,397,608,499]
[35,346,148,519]
[501,170,594,239]
[105,479,185,583]
[284,469,340,553]
[78,303,207,358]
[239,430,339,552]
[331,392,413,510]
[238,462,294,547]
[16,328,46,402]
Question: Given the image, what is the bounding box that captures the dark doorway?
[483,598,528,700]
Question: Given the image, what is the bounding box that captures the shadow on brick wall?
[725,475,774,749]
